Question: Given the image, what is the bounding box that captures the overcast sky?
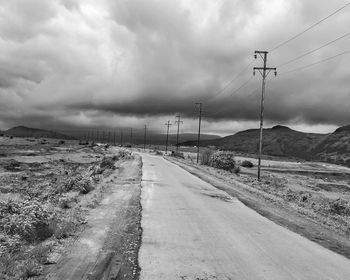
[0,0,349,135]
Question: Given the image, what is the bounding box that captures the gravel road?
[138,153,350,280]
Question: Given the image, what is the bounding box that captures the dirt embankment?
[167,156,350,259]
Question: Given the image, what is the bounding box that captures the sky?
[0,0,349,136]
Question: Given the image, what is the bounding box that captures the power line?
[206,60,254,103]
[204,76,254,117]
[278,32,350,67]
[269,2,350,52]
[279,49,350,76]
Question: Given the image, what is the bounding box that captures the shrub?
[100,156,116,170]
[232,166,241,174]
[241,160,254,168]
[328,199,350,216]
[3,160,21,172]
[52,216,79,239]
[200,148,213,165]
[61,175,93,194]
[58,194,77,209]
[170,152,185,159]
[209,151,236,172]
[0,199,55,242]
[77,178,94,194]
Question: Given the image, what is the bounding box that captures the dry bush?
[200,148,213,165]
[0,199,55,242]
[3,160,21,172]
[170,152,185,159]
[328,198,350,216]
[209,151,237,172]
[60,174,93,194]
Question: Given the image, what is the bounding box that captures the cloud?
[0,0,349,134]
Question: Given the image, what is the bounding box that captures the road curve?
[138,153,350,280]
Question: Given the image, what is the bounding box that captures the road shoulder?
[166,156,350,259]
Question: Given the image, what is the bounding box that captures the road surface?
[138,153,350,280]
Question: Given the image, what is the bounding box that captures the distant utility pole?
[130,128,133,147]
[175,115,183,153]
[253,50,277,181]
[120,128,123,146]
[195,103,202,164]
[143,125,147,151]
[165,121,172,154]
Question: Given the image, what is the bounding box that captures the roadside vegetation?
[0,137,132,279]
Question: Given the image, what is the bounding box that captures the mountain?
[309,125,350,166]
[181,125,326,159]
[3,126,76,140]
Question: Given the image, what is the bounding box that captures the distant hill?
[181,124,350,167]
[181,125,324,158]
[3,126,76,140]
[309,125,350,166]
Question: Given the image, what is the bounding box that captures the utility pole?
[143,125,147,151]
[175,115,183,153]
[195,103,202,164]
[120,128,123,146]
[253,50,277,181]
[164,121,172,154]
[130,128,133,147]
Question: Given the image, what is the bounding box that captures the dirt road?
[46,156,142,280]
[139,154,350,280]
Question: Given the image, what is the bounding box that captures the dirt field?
[0,137,142,279]
[167,152,350,259]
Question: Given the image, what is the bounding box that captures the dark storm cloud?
[0,0,349,133]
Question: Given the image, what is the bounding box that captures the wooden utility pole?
[120,128,123,146]
[175,115,183,153]
[165,121,172,154]
[195,103,202,164]
[253,50,277,180]
[130,128,133,147]
[143,125,147,151]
